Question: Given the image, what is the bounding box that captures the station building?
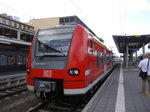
[0,14,35,73]
[28,15,104,42]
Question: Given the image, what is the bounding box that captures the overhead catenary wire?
[123,0,127,34]
[0,2,34,20]
[69,0,103,39]
[118,0,127,35]
[119,0,122,34]
[70,0,87,19]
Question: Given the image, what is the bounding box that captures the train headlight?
[27,67,31,74]
[68,68,80,76]
[74,69,79,74]
[69,70,74,75]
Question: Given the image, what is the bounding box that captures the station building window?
[25,26,28,29]
[6,19,10,25]
[2,18,6,24]
[19,23,21,28]
[11,21,14,27]
[70,17,75,23]
[8,20,12,26]
[65,18,69,23]
[8,56,16,65]
[0,18,2,23]
[29,27,34,30]
[60,18,64,24]
[0,27,4,36]
[17,56,23,65]
[23,25,26,30]
[16,23,20,28]
[0,55,7,66]
[14,23,17,28]
[21,24,24,29]
[23,57,27,65]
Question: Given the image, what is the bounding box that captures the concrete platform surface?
[82,64,150,112]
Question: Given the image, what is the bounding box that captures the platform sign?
[134,35,141,37]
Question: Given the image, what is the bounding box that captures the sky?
[0,0,150,56]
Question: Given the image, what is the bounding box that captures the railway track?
[26,65,118,112]
[26,85,100,112]
[0,84,28,99]
[26,99,85,112]
[0,73,27,99]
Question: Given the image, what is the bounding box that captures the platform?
[82,63,150,112]
[0,71,25,77]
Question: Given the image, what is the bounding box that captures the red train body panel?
[26,24,114,96]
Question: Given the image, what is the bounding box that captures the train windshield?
[35,26,75,57]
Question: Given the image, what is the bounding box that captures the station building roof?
[113,34,150,53]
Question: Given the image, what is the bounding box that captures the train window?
[90,40,93,55]
[0,55,7,66]
[106,55,110,64]
[97,51,101,67]
[110,54,112,63]
[103,52,106,65]
[100,52,103,65]
[36,26,76,57]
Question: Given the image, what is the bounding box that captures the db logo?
[43,70,52,77]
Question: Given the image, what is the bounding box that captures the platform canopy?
[113,34,150,53]
[113,34,150,68]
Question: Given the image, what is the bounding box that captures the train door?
[86,38,94,86]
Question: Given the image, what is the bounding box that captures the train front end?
[26,25,87,99]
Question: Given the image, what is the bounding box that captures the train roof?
[38,24,112,53]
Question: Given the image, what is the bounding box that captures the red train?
[26,24,115,99]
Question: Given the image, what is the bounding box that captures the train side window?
[103,52,106,65]
[97,51,101,67]
[99,52,103,66]
[90,40,93,55]
[109,55,111,63]
[106,54,110,64]
[110,54,113,63]
[106,55,108,64]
